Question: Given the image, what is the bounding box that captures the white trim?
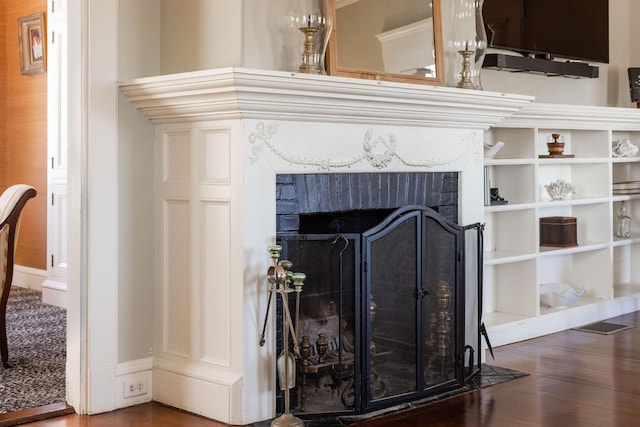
[12,265,46,292]
[65,0,89,414]
[488,293,640,347]
[84,0,120,414]
[119,68,532,128]
[42,279,68,308]
[503,102,640,130]
[115,357,153,409]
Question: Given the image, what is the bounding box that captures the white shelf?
[538,241,610,256]
[612,234,640,247]
[483,311,530,329]
[612,157,640,163]
[484,250,537,265]
[537,157,610,165]
[484,202,537,213]
[539,295,603,316]
[613,283,640,298]
[483,117,640,346]
[484,158,536,166]
[537,197,610,207]
[612,194,640,203]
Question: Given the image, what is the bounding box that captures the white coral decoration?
[613,138,639,157]
[545,179,575,200]
[484,141,505,159]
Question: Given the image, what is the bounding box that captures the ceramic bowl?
[540,283,586,308]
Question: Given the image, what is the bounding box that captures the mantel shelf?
[501,103,640,130]
[119,67,533,128]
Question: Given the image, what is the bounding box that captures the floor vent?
[572,322,633,335]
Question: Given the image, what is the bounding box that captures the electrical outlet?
[123,379,148,398]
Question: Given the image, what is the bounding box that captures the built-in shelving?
[483,104,640,346]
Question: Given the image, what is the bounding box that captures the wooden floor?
[13,310,640,426]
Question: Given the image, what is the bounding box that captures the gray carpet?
[0,287,66,413]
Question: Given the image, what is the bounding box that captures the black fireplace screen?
[278,205,483,418]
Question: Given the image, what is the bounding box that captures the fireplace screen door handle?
[417,287,429,299]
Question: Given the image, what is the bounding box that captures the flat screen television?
[483,0,609,64]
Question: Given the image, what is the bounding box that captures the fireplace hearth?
[276,172,483,419]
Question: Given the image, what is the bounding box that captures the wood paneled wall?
[1,4,7,167]
[2,0,48,270]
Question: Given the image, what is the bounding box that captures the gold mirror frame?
[327,0,445,86]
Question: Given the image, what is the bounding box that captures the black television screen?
[483,0,609,64]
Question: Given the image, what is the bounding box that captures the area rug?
[0,287,66,414]
[573,322,633,335]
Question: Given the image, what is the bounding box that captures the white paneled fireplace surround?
[120,69,532,424]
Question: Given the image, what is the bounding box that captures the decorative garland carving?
[248,122,479,170]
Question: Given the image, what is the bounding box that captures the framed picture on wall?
[17,13,46,75]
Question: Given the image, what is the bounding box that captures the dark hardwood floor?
[14,310,640,426]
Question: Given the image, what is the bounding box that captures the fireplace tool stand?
[260,245,306,427]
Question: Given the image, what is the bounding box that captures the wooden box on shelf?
[540,216,578,247]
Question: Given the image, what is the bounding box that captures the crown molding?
[502,102,640,130]
[120,67,533,128]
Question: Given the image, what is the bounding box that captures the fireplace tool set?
[259,245,306,427]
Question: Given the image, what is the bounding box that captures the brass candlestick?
[435,281,452,359]
[298,25,322,74]
[456,49,475,89]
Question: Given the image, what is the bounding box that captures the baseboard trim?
[12,265,46,292]
[0,402,75,427]
[115,358,154,409]
[487,293,640,347]
[152,368,236,424]
[42,279,68,309]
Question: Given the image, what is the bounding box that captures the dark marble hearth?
[253,364,527,426]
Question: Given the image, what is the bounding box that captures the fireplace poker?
[259,246,288,347]
[292,272,305,345]
[258,291,272,347]
[278,286,300,353]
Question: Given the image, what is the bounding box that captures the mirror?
[327,0,445,86]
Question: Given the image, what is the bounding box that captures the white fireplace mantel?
[120,69,532,425]
[120,67,532,127]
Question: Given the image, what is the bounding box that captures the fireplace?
[120,69,531,424]
[275,172,483,418]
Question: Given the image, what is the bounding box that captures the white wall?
[607,0,631,107]
[157,0,635,108]
[629,1,640,76]
[117,0,160,363]
[446,0,630,107]
[160,0,243,74]
[481,64,610,106]
[241,1,294,71]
